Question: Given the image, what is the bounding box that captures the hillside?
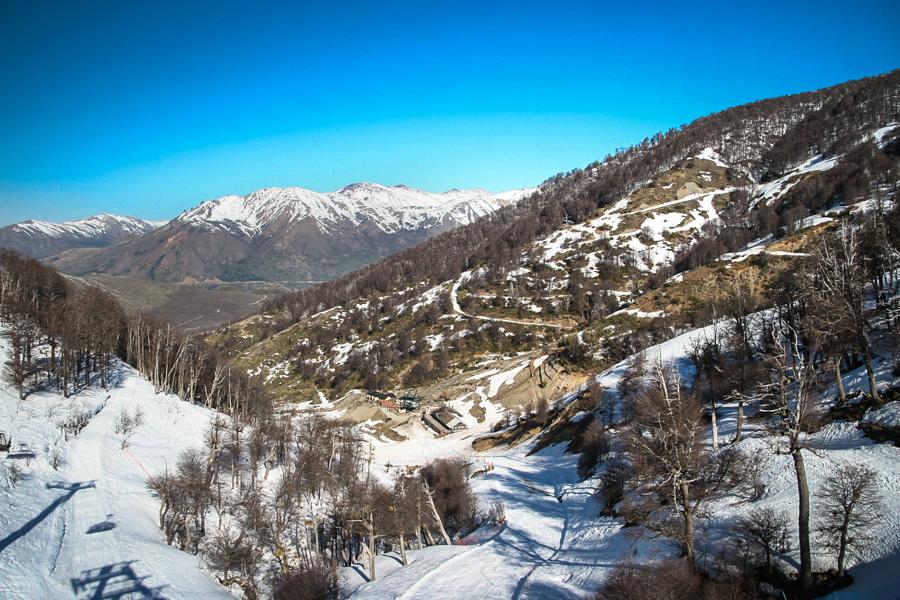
[212,71,899,435]
[336,310,900,599]
[50,184,533,285]
[2,70,899,600]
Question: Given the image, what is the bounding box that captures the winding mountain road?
[450,272,574,331]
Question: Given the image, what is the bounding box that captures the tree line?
[0,250,267,421]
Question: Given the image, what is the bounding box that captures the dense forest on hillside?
[264,70,899,327]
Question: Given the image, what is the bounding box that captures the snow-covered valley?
[1,69,899,600]
[341,323,900,599]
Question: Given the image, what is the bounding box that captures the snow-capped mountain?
[0,214,164,259]
[176,184,532,237]
[50,184,534,284]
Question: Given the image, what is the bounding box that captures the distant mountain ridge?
[46,183,534,285]
[176,183,532,237]
[0,213,163,259]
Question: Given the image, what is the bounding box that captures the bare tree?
[804,223,880,402]
[275,554,339,600]
[815,464,884,578]
[594,560,703,600]
[732,507,791,572]
[2,312,36,400]
[577,420,610,479]
[628,362,708,561]
[760,326,820,596]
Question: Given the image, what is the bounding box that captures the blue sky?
[1,1,898,225]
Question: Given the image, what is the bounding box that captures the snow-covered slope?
[346,442,672,599]
[0,339,229,599]
[177,183,534,237]
[341,314,900,599]
[0,214,163,259]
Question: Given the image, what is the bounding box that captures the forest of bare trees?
[0,250,266,421]
[147,415,487,599]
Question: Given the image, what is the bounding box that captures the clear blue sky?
[1,0,898,225]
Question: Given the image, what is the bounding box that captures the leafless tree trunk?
[422,483,452,545]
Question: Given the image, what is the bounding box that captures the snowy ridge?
[177,183,535,236]
[8,214,162,240]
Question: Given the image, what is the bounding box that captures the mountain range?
[0,214,162,259]
[3,184,532,286]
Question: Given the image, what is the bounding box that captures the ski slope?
[346,442,673,599]
[0,338,231,599]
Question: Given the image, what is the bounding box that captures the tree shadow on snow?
[71,560,168,599]
[0,480,95,554]
[349,563,371,583]
[515,579,584,600]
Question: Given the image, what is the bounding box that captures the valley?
[1,67,899,600]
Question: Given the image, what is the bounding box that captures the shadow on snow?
[70,560,168,599]
[0,480,95,554]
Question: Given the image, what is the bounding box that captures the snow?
[486,362,529,397]
[0,338,230,599]
[467,368,501,382]
[332,342,354,365]
[753,154,840,208]
[721,245,811,262]
[8,214,159,240]
[861,401,900,429]
[177,184,535,237]
[609,307,666,319]
[696,147,728,167]
[355,441,674,599]
[425,333,445,351]
[538,225,596,260]
[406,280,451,315]
[871,123,899,147]
[794,214,833,230]
[639,212,685,241]
[505,267,531,281]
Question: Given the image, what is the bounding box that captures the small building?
[432,408,466,432]
[377,397,399,411]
